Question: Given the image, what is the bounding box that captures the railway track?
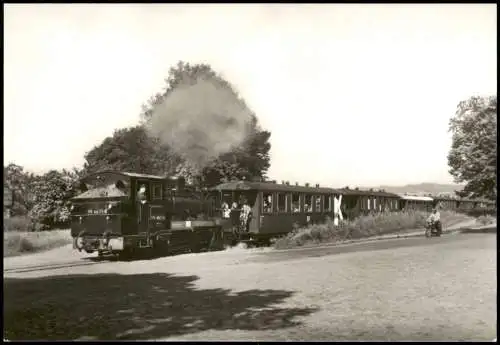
[4,259,109,274]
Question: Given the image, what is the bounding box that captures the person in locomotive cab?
[240,198,252,233]
[137,184,148,204]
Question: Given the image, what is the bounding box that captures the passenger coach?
[335,188,402,219]
[210,180,343,244]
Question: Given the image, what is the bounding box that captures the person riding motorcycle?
[427,208,442,235]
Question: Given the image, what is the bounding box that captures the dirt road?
[4,232,497,341]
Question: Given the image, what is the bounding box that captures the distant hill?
[364,183,465,196]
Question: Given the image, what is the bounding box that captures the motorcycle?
[425,219,442,238]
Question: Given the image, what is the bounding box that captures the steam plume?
[145,77,254,173]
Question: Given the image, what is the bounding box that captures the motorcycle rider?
[427,207,442,235]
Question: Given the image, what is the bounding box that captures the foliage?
[201,128,272,186]
[4,164,83,231]
[3,216,37,232]
[273,210,473,249]
[27,170,81,230]
[448,95,497,200]
[476,215,496,226]
[4,163,36,216]
[83,126,182,177]
[4,229,72,257]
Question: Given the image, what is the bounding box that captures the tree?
[28,170,81,230]
[140,61,272,186]
[448,95,497,200]
[4,163,36,216]
[201,129,272,187]
[83,126,182,177]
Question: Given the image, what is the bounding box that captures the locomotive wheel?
[151,236,170,257]
[189,231,201,253]
[118,248,135,261]
[191,242,202,253]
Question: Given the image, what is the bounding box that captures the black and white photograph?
[3,3,497,341]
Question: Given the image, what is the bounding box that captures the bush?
[4,229,72,257]
[3,216,37,232]
[476,215,496,226]
[273,210,474,250]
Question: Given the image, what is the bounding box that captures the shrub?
[273,210,474,250]
[3,216,37,232]
[476,215,496,226]
[4,229,72,257]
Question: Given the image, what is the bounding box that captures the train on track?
[70,170,496,258]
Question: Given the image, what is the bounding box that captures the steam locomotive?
[70,171,226,258]
[70,170,496,258]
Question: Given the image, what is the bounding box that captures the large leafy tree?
[83,126,182,177]
[28,169,82,229]
[141,61,272,186]
[4,164,82,230]
[448,95,497,200]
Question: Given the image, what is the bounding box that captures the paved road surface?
[4,232,497,341]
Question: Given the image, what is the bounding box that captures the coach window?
[292,193,301,213]
[152,183,163,200]
[314,195,322,212]
[373,197,377,211]
[262,192,274,213]
[277,193,288,213]
[304,195,313,212]
[324,195,332,212]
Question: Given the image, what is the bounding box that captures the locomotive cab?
[70,171,138,254]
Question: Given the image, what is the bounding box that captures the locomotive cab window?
[152,183,163,200]
[277,193,288,213]
[291,193,301,213]
[314,195,322,212]
[262,192,274,213]
[304,195,313,212]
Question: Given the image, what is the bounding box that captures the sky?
[4,4,497,187]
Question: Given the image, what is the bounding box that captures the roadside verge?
[291,220,496,251]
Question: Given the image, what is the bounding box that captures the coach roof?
[82,170,166,182]
[211,180,340,194]
[336,188,401,198]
